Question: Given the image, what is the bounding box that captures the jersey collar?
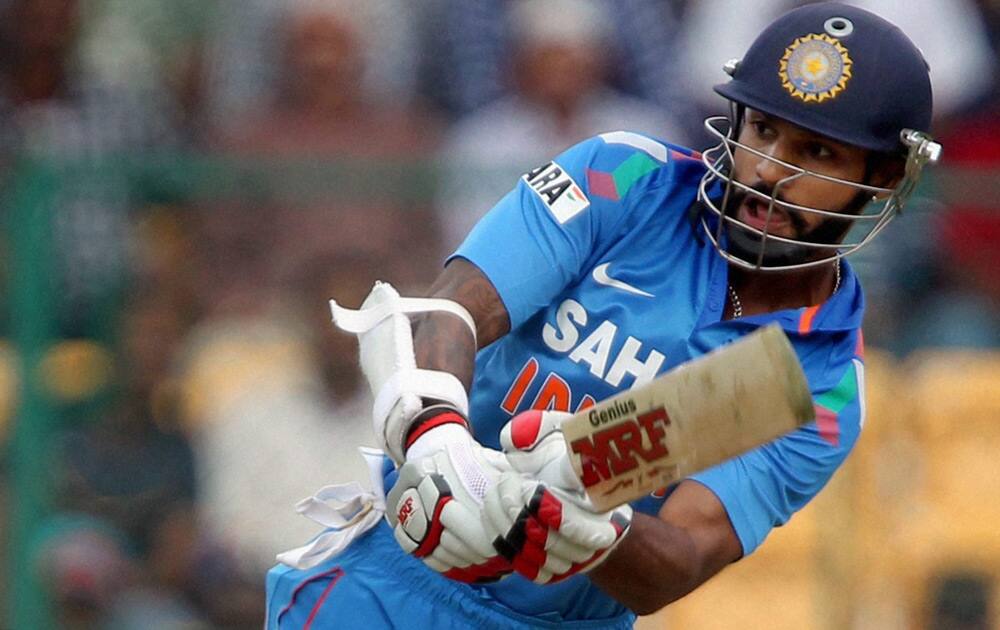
[736,259,865,334]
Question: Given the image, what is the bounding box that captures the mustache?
[726,183,809,233]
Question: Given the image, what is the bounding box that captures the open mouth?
[737,196,792,234]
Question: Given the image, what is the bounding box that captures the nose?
[754,142,797,188]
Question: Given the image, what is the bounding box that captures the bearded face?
[716,109,881,267]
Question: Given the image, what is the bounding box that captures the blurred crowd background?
[0,0,997,628]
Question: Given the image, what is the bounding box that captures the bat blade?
[561,324,814,512]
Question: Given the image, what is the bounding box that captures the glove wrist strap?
[404,406,472,461]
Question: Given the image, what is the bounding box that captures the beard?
[722,183,856,267]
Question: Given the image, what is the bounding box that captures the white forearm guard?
[330,281,477,463]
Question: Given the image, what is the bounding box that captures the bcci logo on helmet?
[779,33,853,103]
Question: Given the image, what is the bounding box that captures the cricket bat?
[560,323,814,511]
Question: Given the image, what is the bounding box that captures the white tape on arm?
[372,368,469,431]
[328,282,477,463]
[330,294,477,346]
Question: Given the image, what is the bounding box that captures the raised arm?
[412,257,510,390]
[337,259,527,584]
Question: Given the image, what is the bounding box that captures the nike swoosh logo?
[592,263,654,298]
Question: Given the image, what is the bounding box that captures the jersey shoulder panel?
[557,131,699,190]
[454,132,703,328]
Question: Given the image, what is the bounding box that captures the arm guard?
[330,281,477,463]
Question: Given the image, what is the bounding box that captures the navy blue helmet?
[716,1,933,154]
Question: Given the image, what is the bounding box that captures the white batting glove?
[499,409,585,494]
[384,406,514,583]
[487,410,633,584]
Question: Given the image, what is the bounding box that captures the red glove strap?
[404,406,471,452]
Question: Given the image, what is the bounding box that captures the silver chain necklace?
[727,262,841,319]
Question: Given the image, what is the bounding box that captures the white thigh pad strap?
[329,281,475,463]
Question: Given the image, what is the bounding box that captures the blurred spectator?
[217,0,443,286]
[178,46,413,570]
[428,0,695,119]
[76,0,213,90]
[858,0,1000,354]
[75,0,216,142]
[437,0,687,249]
[417,0,506,116]
[176,249,382,576]
[219,0,438,153]
[56,288,196,557]
[51,283,264,627]
[30,514,135,629]
[31,513,230,629]
[48,288,203,622]
[928,572,994,630]
[203,0,420,139]
[894,101,1000,354]
[135,504,261,628]
[0,0,178,338]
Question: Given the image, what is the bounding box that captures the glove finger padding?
[386,438,514,583]
[387,468,454,556]
[438,502,498,559]
[486,472,633,585]
[482,472,526,544]
[500,410,584,494]
[542,526,599,564]
[500,409,569,456]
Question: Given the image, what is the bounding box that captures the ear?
[868,153,906,199]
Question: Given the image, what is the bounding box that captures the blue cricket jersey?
[452,131,867,621]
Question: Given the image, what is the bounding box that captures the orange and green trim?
[813,361,859,446]
[798,304,822,334]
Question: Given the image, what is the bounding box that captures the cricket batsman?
[266,3,941,627]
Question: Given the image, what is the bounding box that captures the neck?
[728,260,840,318]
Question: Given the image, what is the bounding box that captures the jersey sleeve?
[688,348,866,556]
[450,132,673,329]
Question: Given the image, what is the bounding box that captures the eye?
[806,141,835,160]
[750,120,775,139]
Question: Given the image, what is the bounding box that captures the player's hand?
[484,473,632,584]
[487,410,633,584]
[499,409,584,493]
[384,407,514,583]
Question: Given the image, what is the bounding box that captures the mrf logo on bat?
[568,396,675,491]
